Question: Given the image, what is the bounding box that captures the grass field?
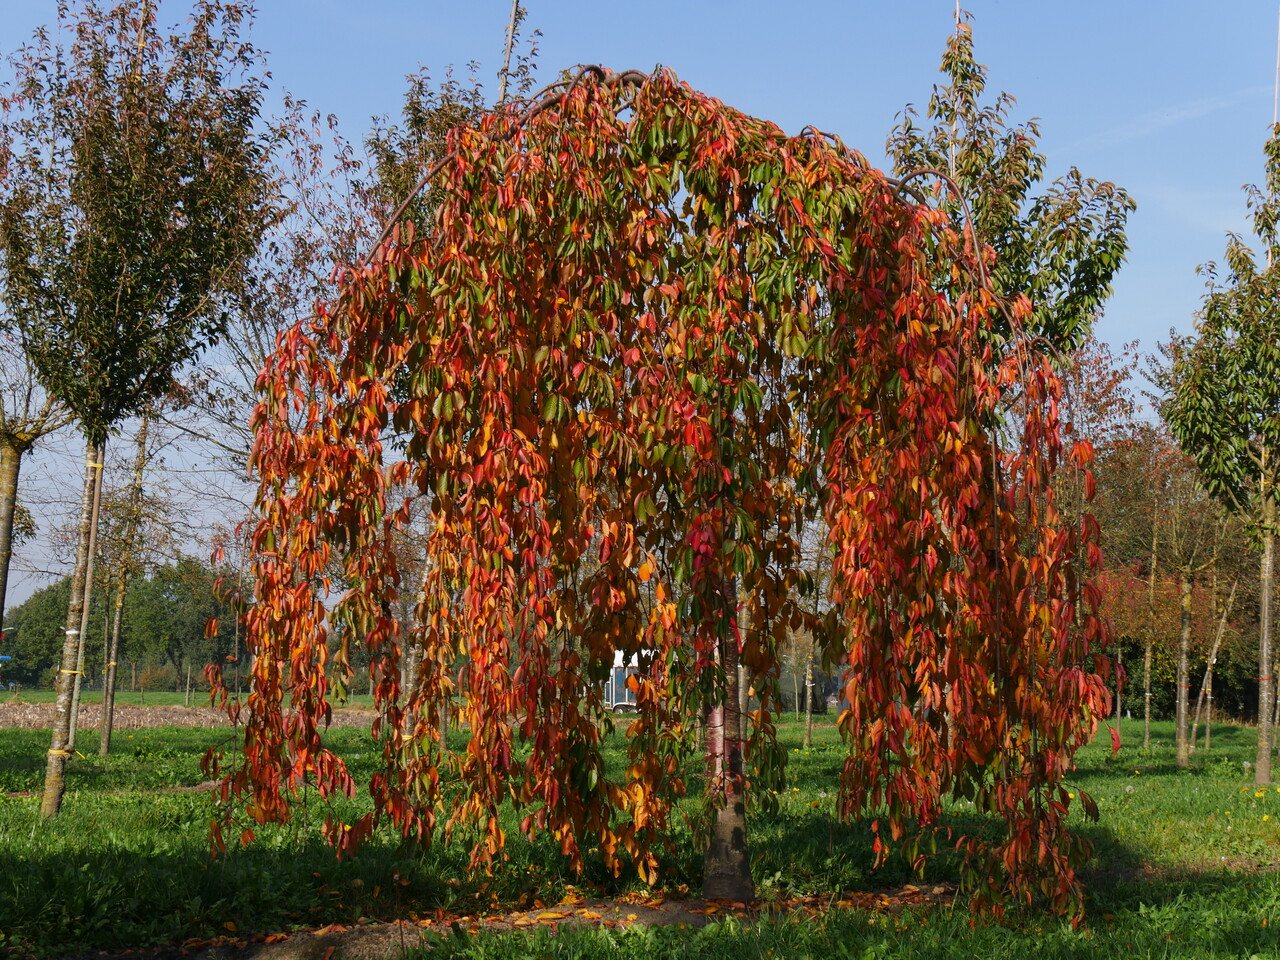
[1,714,1279,958]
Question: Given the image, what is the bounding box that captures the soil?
[0,701,377,731]
[57,886,952,960]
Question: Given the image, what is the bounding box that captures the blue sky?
[1,1,1278,607]
[5,0,1280,357]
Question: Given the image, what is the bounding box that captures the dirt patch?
[59,887,952,960]
[0,702,378,731]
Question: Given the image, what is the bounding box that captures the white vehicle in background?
[603,650,641,712]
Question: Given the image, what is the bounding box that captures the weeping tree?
[0,0,272,817]
[207,68,1113,914]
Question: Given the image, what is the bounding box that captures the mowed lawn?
[1,706,1279,958]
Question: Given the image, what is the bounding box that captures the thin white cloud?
[1063,85,1270,153]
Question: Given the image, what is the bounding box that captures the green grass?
[1,716,1279,957]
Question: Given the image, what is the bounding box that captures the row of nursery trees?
[0,0,1273,918]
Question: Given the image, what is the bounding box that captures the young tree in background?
[1163,130,1280,786]
[0,0,273,817]
[0,336,71,642]
[887,12,1133,357]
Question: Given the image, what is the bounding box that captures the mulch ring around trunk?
[64,886,954,960]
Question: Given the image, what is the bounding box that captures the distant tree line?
[1,559,231,691]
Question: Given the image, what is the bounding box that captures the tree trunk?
[40,438,101,818]
[0,441,29,639]
[1143,526,1159,751]
[1175,569,1192,768]
[1114,641,1123,723]
[1256,487,1276,787]
[67,636,87,753]
[803,653,815,749]
[68,442,105,752]
[702,578,754,901]
[99,567,128,755]
[1192,580,1236,754]
[1142,638,1153,751]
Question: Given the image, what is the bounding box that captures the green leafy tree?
[0,337,71,645]
[1162,129,1280,785]
[4,578,108,687]
[0,0,273,817]
[887,13,1134,354]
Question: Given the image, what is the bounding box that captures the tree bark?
[1256,484,1276,787]
[1143,526,1159,751]
[40,438,100,818]
[1113,641,1123,722]
[0,441,28,639]
[702,578,754,901]
[99,567,128,755]
[1191,580,1236,754]
[1175,569,1192,768]
[803,653,815,749]
[101,415,149,756]
[67,442,105,752]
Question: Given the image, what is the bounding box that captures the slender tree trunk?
[792,671,799,722]
[99,567,128,755]
[1114,641,1124,723]
[0,441,29,638]
[1256,486,1276,787]
[1175,569,1192,768]
[68,443,105,752]
[40,438,100,818]
[803,653,815,749]
[702,577,754,901]
[1143,526,1159,751]
[497,0,521,103]
[67,638,87,752]
[1192,580,1236,754]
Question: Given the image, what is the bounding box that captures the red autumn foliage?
[207,67,1112,916]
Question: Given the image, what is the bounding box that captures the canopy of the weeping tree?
[209,67,1113,915]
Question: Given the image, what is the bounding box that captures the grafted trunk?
[40,438,100,818]
[702,579,754,901]
[1175,569,1192,768]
